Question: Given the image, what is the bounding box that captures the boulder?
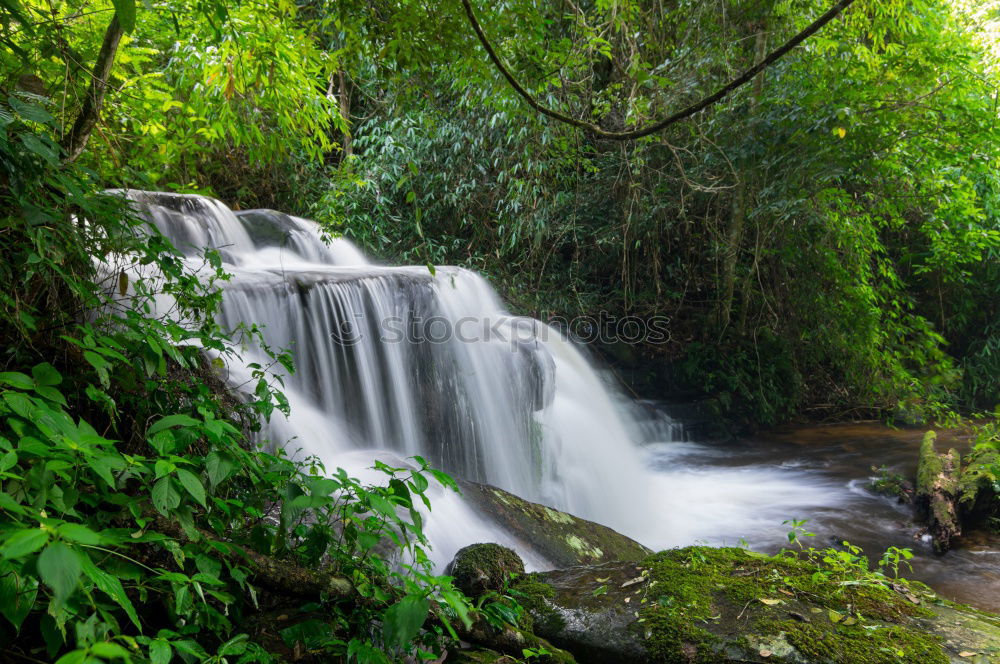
[458,480,652,568]
[446,543,525,597]
[513,546,1000,664]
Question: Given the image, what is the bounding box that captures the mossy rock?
[444,648,519,663]
[446,543,525,597]
[515,546,1000,664]
[458,480,651,567]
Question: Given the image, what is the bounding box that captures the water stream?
[123,191,998,613]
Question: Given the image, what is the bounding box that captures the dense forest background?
[2,0,1000,662]
[5,0,1000,426]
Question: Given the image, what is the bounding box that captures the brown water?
[646,422,1000,612]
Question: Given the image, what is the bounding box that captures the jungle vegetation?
[1,0,1000,662]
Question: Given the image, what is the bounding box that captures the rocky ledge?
[445,490,1000,664]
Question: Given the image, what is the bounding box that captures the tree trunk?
[718,28,768,332]
[60,14,123,163]
[338,70,352,157]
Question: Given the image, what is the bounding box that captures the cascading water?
[122,190,664,567]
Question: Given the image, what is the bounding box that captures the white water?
[122,191,840,569]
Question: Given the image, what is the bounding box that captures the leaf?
[959,652,978,658]
[759,598,783,606]
[828,609,843,623]
[0,372,34,390]
[20,133,59,165]
[1,528,49,559]
[37,542,81,606]
[152,477,181,514]
[111,0,136,32]
[58,523,103,545]
[148,414,198,436]
[31,363,61,387]
[8,96,52,124]
[80,554,141,629]
[149,639,172,664]
[0,569,37,630]
[175,468,206,507]
[90,642,131,659]
[382,594,429,648]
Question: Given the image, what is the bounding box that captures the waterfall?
[123,191,673,567]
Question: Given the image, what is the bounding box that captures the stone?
[445,543,525,598]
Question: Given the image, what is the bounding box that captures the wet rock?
[513,546,1000,663]
[457,480,652,568]
[445,543,525,598]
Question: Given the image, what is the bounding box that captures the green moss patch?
[637,547,947,663]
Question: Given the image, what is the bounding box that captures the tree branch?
[460,0,859,141]
[60,13,123,162]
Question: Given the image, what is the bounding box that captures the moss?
[447,544,525,598]
[564,535,603,559]
[958,446,1000,507]
[768,619,948,664]
[459,481,651,568]
[543,506,574,524]
[636,547,947,663]
[916,431,943,497]
[511,575,566,635]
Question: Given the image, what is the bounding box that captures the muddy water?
[646,422,1000,612]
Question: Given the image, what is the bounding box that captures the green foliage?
[0,25,486,661]
[306,0,1000,425]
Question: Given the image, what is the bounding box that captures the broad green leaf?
[0,372,33,390]
[205,450,234,488]
[111,0,136,33]
[0,569,38,630]
[31,363,61,387]
[37,542,82,606]
[382,594,429,648]
[147,414,198,436]
[58,523,103,545]
[8,96,52,124]
[89,642,131,659]
[0,449,16,471]
[175,468,206,507]
[1,528,49,558]
[149,639,172,664]
[152,477,181,513]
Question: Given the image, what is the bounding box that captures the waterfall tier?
[124,190,677,566]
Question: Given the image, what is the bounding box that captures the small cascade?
[122,191,680,564]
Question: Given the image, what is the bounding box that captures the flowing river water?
[122,191,999,615]
[647,422,1000,613]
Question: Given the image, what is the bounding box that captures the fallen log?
[915,431,962,553]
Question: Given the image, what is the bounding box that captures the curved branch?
[460,0,859,141]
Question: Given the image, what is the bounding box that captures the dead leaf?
[621,576,647,588]
[758,598,783,606]
[959,652,978,658]
[777,588,794,596]
[759,649,773,658]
